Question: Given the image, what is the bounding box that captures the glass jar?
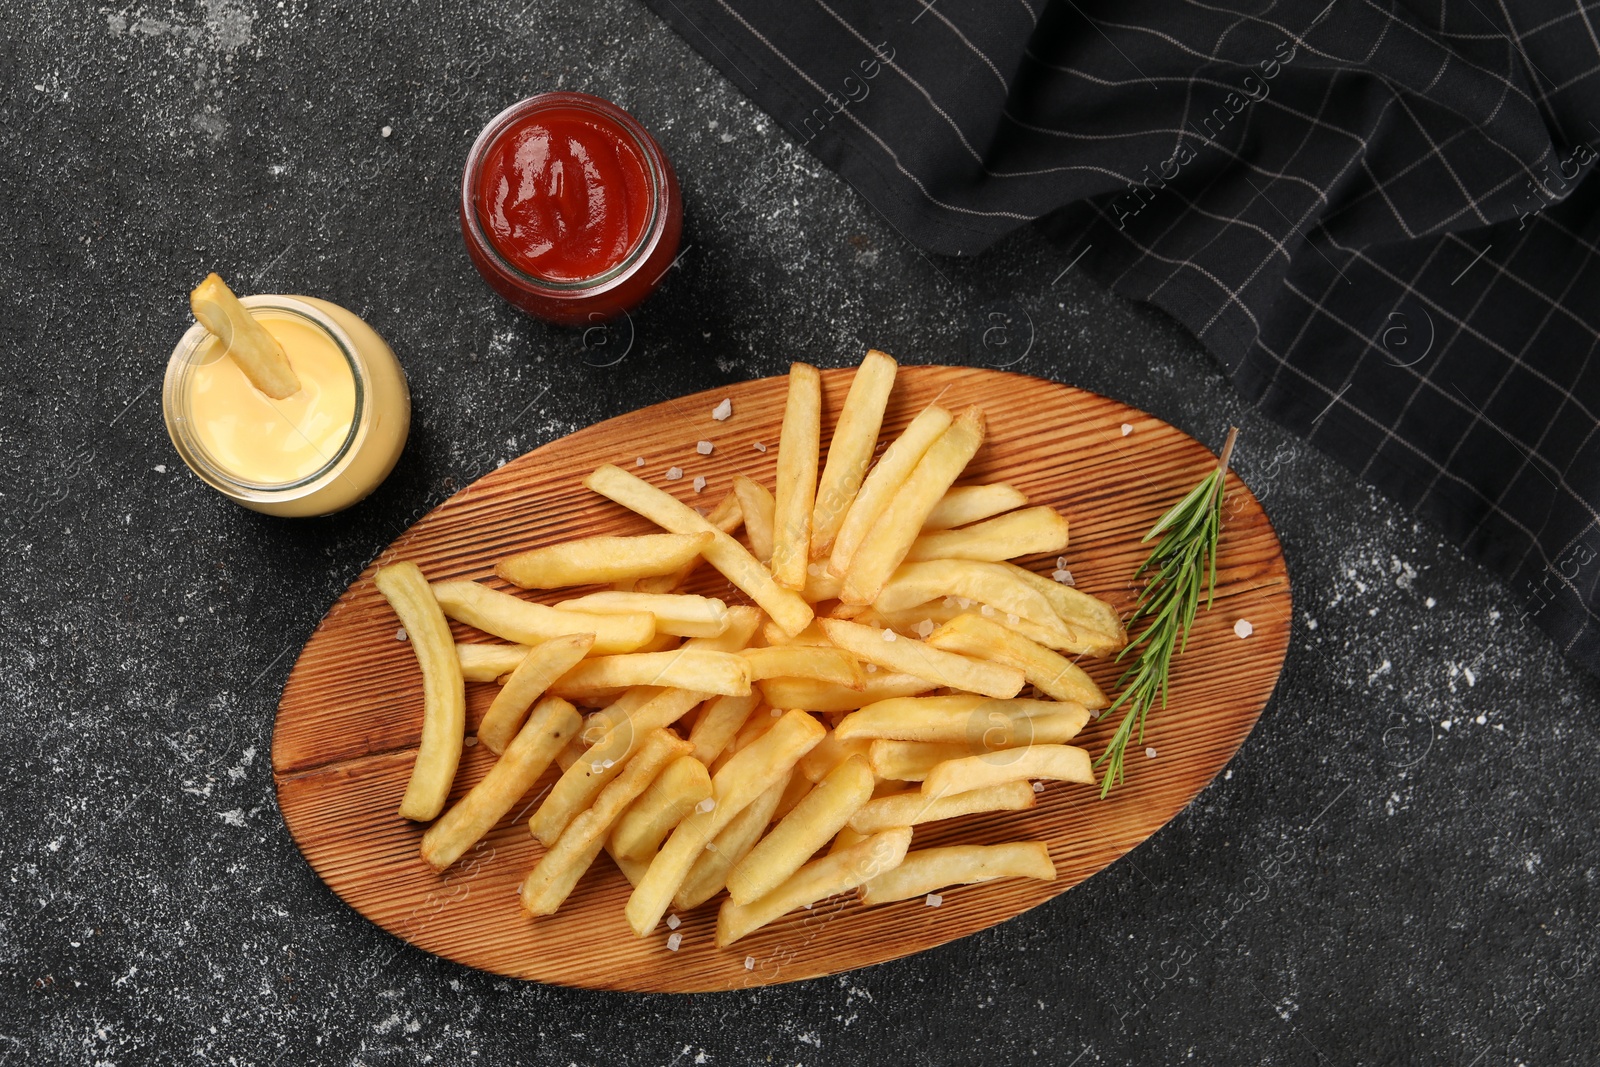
[162,295,410,517]
[459,92,684,325]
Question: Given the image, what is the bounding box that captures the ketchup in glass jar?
[460,93,682,325]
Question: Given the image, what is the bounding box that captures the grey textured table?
[2,3,1596,1064]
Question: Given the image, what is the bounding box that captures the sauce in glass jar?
[460,93,682,325]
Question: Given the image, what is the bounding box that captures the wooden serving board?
[273,366,1291,991]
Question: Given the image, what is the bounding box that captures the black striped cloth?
[645,0,1600,676]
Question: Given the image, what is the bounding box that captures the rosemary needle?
[1097,426,1239,796]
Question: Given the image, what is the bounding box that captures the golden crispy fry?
[726,754,874,905]
[841,406,987,605]
[431,580,656,655]
[759,671,934,713]
[848,779,1035,835]
[922,744,1095,797]
[555,591,730,639]
[520,728,693,916]
[457,642,530,682]
[835,695,1090,746]
[529,687,705,845]
[375,563,467,821]
[741,646,864,689]
[585,464,814,636]
[860,601,1067,653]
[550,650,751,699]
[633,492,742,594]
[715,827,911,947]
[803,565,844,603]
[921,483,1029,531]
[811,350,897,558]
[732,475,776,564]
[674,769,792,911]
[872,560,1067,641]
[610,755,714,861]
[421,696,582,870]
[828,404,953,579]
[926,613,1108,707]
[687,692,761,764]
[906,506,1070,563]
[714,708,782,772]
[798,731,874,783]
[189,273,301,399]
[625,709,826,935]
[1000,562,1127,652]
[475,633,595,754]
[868,739,971,781]
[859,841,1055,905]
[817,618,1024,699]
[771,363,822,589]
[496,533,711,589]
[761,619,831,647]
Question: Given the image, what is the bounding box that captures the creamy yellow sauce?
[189,315,356,485]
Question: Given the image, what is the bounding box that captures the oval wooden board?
[273,365,1291,992]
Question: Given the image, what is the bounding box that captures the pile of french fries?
[374,351,1127,948]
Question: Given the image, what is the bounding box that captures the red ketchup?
[460,93,682,325]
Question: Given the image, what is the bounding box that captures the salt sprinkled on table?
[666,914,681,930]
[666,932,682,952]
[711,398,732,420]
[1233,618,1254,639]
[1121,423,1133,436]
[395,627,408,642]
[696,440,714,455]
[666,466,683,480]
[752,441,767,453]
[1145,747,1158,758]
[925,893,943,907]
[635,456,645,467]
[693,476,707,493]
[744,956,755,970]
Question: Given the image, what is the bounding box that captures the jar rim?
[460,92,671,297]
[163,296,370,501]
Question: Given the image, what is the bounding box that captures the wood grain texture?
[272,366,1292,991]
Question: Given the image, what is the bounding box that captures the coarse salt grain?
[666,914,681,930]
[808,562,823,575]
[705,842,718,853]
[396,627,408,641]
[1121,423,1133,436]
[925,893,943,907]
[865,663,877,672]
[464,736,477,748]
[1032,782,1045,793]
[914,619,934,638]
[695,798,715,813]
[696,440,714,455]
[957,597,972,609]
[693,476,707,493]
[666,932,682,951]
[712,399,732,420]
[635,456,645,467]
[882,628,898,642]
[1146,747,1158,758]
[980,604,996,616]
[1052,569,1075,586]
[381,125,392,138]
[770,707,782,716]
[1006,613,1019,625]
[666,467,683,480]
[753,441,767,453]
[744,956,755,970]
[1233,618,1254,639]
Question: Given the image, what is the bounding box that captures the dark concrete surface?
[1,2,1596,1064]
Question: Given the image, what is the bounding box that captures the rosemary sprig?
[1097,426,1239,797]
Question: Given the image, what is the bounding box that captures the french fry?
[520,728,693,916]
[686,603,763,653]
[741,646,864,689]
[189,273,301,399]
[431,580,656,655]
[606,841,653,887]
[551,650,751,698]
[830,826,868,854]
[926,613,1108,708]
[771,363,822,589]
[848,780,1035,835]
[759,671,934,713]
[585,464,814,636]
[906,506,1070,563]
[811,349,897,557]
[529,687,706,845]
[674,769,792,911]
[859,842,1055,905]
[610,755,714,861]
[817,618,1024,699]
[555,591,730,639]
[496,533,711,589]
[772,772,813,820]
[625,709,826,935]
[421,696,582,870]
[1000,562,1127,653]
[633,491,742,594]
[475,633,595,754]
[869,739,971,781]
[714,708,782,771]
[872,560,1067,641]
[732,475,776,564]
[921,483,1029,531]
[828,403,953,578]
[375,563,466,822]
[861,601,1068,653]
[715,827,912,947]
[761,619,831,647]
[798,731,874,783]
[841,406,987,605]
[922,745,1095,797]
[835,695,1090,746]
[803,565,844,603]
[457,642,530,682]
[726,754,874,905]
[687,692,761,764]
